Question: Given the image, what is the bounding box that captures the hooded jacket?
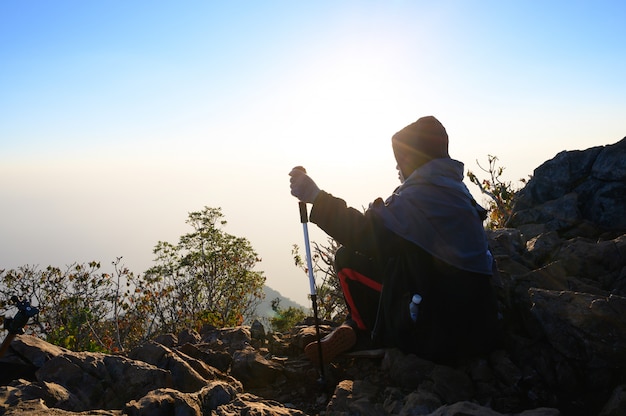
[310,158,491,275]
[309,157,498,361]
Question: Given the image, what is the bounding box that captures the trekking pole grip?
[294,166,309,223]
[299,202,308,223]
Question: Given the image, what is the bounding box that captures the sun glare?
[269,34,421,171]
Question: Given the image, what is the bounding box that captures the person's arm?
[310,191,400,258]
[289,167,406,257]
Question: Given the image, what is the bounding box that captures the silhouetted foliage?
[0,259,136,352]
[143,206,265,332]
[0,206,265,352]
[292,237,346,324]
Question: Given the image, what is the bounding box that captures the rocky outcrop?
[510,136,626,235]
[1,137,625,415]
[0,329,304,416]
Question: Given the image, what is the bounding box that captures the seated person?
[289,116,498,365]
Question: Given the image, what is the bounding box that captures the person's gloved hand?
[289,166,321,203]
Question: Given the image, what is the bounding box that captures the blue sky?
[1,1,625,306]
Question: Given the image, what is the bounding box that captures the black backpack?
[371,244,499,364]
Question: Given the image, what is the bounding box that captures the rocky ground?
[0,324,568,416]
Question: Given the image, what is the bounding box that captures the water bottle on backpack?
[409,293,422,322]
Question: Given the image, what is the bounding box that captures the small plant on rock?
[467,155,529,229]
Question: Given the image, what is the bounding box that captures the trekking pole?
[295,166,326,385]
[0,296,39,358]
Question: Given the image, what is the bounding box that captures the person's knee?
[334,246,351,270]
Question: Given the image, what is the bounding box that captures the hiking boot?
[304,324,357,364]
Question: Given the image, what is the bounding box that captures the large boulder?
[230,346,284,388]
[36,352,173,410]
[528,289,626,364]
[128,341,209,393]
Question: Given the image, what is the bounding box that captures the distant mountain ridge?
[251,285,308,325]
